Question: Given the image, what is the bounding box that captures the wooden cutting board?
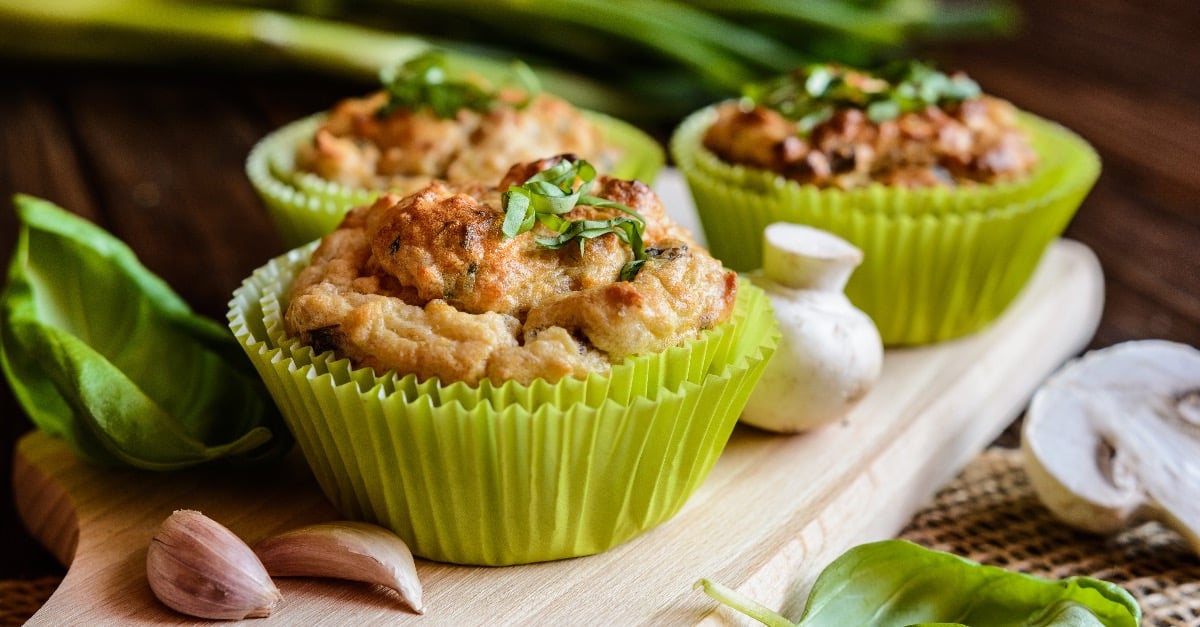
[13,235,1103,626]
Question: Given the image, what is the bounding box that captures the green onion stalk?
[0,0,1018,125]
[0,0,635,116]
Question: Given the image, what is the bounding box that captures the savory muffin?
[297,86,616,195]
[246,51,665,247]
[229,157,777,566]
[283,155,736,385]
[702,62,1038,189]
[671,60,1100,345]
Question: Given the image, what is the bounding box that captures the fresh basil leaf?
[867,100,900,123]
[798,106,834,134]
[799,540,1139,626]
[379,49,503,119]
[530,187,582,215]
[501,188,534,238]
[0,195,291,470]
[535,218,625,249]
[698,540,1141,627]
[612,217,644,259]
[578,194,647,225]
[748,61,983,131]
[534,212,569,235]
[529,158,594,184]
[804,65,834,98]
[499,157,648,281]
[521,180,570,198]
[618,259,645,282]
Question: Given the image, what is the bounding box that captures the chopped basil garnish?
[501,158,648,282]
[378,50,540,119]
[744,60,982,132]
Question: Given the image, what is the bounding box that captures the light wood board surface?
[14,238,1103,626]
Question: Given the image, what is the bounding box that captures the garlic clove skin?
[253,521,424,614]
[146,509,281,620]
[740,222,883,433]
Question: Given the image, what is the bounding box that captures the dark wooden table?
[2,0,1197,587]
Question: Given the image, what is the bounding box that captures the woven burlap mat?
[0,577,60,627]
[3,447,1196,625]
[899,447,1200,626]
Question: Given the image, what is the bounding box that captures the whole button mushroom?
[1021,340,1200,554]
[740,222,883,433]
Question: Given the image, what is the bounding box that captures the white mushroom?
[740,223,883,433]
[1021,339,1200,554]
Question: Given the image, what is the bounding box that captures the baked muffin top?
[296,52,618,195]
[284,155,736,385]
[702,61,1037,189]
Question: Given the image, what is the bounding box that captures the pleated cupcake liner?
[669,104,1101,346]
[256,372,764,565]
[227,243,778,565]
[246,110,666,248]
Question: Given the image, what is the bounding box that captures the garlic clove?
[253,521,424,613]
[146,509,281,620]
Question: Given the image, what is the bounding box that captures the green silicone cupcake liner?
[246,110,666,248]
[670,104,1100,346]
[228,244,777,565]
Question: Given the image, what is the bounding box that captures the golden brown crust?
[702,95,1037,189]
[284,159,736,385]
[522,241,736,360]
[296,92,618,195]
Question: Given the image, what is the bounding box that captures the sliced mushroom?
[1021,340,1200,554]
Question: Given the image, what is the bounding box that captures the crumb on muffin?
[294,53,619,196]
[284,156,736,385]
[702,61,1037,189]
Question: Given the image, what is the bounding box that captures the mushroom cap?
[1021,340,1200,554]
[761,222,863,292]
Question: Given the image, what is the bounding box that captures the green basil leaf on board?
[698,540,1141,627]
[0,194,291,470]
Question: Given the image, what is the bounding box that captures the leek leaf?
[0,195,291,470]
